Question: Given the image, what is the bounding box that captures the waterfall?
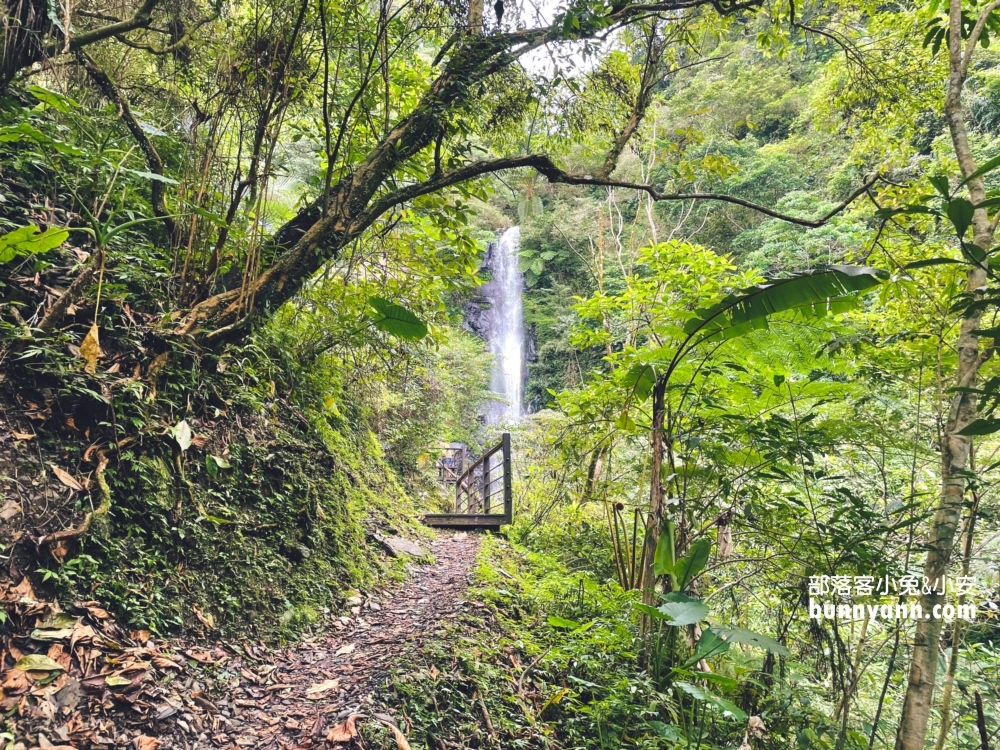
[485,226,525,423]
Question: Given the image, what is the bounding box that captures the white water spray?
[486,226,525,423]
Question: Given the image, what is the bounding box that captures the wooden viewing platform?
[422,433,512,530]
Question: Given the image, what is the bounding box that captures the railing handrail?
[454,432,512,523]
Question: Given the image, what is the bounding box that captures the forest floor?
[3,531,482,750]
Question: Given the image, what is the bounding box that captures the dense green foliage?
[4,0,1000,745]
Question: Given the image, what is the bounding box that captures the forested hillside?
[1,0,999,747]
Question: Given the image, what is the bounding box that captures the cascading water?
[485,226,526,423]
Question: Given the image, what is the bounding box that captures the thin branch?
[75,51,179,244]
[356,154,880,233]
[45,0,163,56]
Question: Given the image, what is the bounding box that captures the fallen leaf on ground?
[151,655,183,670]
[386,723,411,750]
[136,737,161,750]
[183,649,215,664]
[80,322,101,374]
[335,643,355,656]
[12,431,34,440]
[305,678,340,698]
[15,654,65,672]
[0,500,22,520]
[327,714,362,743]
[49,464,83,492]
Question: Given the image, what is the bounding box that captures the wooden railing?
[422,433,512,529]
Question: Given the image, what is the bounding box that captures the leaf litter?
[2,532,479,749]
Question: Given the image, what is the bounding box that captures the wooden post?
[482,453,490,514]
[502,432,512,524]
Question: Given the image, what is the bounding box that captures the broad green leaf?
[652,519,675,577]
[711,625,790,656]
[105,674,132,687]
[634,602,671,620]
[684,266,886,343]
[699,672,739,689]
[647,722,685,742]
[0,122,83,155]
[675,681,747,720]
[874,205,935,219]
[547,615,581,630]
[14,654,64,671]
[673,538,711,591]
[369,296,428,340]
[28,84,78,112]
[206,455,230,477]
[904,258,964,270]
[929,174,951,197]
[0,224,69,263]
[961,154,1000,187]
[946,198,975,237]
[685,628,731,665]
[956,418,1000,436]
[656,595,708,626]
[623,363,656,403]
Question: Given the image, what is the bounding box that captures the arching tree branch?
[356,154,881,234]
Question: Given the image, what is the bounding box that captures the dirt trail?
[163,532,480,749]
[1,531,480,750]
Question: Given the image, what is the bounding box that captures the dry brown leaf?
[147,352,169,375]
[335,643,356,656]
[386,723,411,750]
[80,322,101,375]
[135,736,161,750]
[11,430,34,440]
[192,605,215,629]
[76,601,110,619]
[28,745,76,750]
[718,525,733,561]
[0,500,22,521]
[305,678,340,698]
[49,464,83,492]
[747,715,767,738]
[1,667,29,692]
[326,714,362,743]
[151,655,183,671]
[47,644,72,670]
[191,433,210,449]
[50,540,71,564]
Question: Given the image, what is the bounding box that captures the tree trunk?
[174,34,513,340]
[895,1,993,744]
[1,0,51,90]
[639,374,668,606]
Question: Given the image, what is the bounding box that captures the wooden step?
[421,513,508,529]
